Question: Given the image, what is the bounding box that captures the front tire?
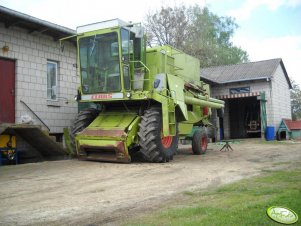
[138,107,178,162]
[70,108,99,155]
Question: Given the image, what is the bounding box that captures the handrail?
[20,100,50,131]
[129,61,151,90]
[129,60,150,73]
[130,78,150,81]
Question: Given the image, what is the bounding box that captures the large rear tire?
[192,127,208,155]
[70,108,99,155]
[138,107,178,162]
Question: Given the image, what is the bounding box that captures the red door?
[0,58,15,123]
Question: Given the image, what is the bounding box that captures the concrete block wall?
[0,23,79,133]
[271,65,292,129]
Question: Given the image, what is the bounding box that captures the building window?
[47,61,58,100]
[229,87,250,94]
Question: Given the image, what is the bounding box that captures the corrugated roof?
[284,119,301,131]
[201,58,292,88]
[0,6,75,41]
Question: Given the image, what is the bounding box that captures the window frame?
[78,31,121,94]
[229,86,250,95]
[47,60,58,100]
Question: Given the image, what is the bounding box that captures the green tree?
[291,79,301,120]
[145,6,190,48]
[144,5,249,67]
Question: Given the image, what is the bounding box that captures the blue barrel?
[219,128,224,140]
[265,126,275,141]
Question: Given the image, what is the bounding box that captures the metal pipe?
[185,88,224,104]
[184,96,224,109]
[20,100,50,131]
[196,95,225,104]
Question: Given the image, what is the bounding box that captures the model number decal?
[92,93,113,99]
[81,93,124,100]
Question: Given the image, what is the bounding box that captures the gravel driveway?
[1,139,301,226]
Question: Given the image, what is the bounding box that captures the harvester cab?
[76,19,145,97]
[69,18,224,163]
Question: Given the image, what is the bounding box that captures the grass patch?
[124,163,301,226]
[257,140,296,145]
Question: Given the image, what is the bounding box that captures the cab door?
[120,28,131,90]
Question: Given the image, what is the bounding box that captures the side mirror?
[75,89,81,101]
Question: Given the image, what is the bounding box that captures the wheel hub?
[201,136,207,150]
[161,136,172,148]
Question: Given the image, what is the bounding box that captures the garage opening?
[229,96,261,139]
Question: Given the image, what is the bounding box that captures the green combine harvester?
[69,19,224,163]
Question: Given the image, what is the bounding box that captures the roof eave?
[200,77,219,85]
[279,59,293,89]
[0,5,76,36]
[202,76,271,85]
[219,77,271,84]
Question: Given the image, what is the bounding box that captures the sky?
[1,0,301,85]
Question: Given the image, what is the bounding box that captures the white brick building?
[202,59,292,140]
[0,6,78,140]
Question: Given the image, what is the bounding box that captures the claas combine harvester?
[68,19,224,163]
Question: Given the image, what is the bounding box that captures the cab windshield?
[79,32,120,94]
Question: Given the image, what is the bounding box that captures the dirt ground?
[1,139,301,226]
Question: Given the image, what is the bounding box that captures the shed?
[201,59,292,140]
[278,119,301,140]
